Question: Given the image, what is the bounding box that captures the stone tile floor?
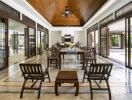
[0,53,132,100]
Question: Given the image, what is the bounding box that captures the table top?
[56,71,78,81]
[59,48,84,53]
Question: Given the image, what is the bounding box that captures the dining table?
[58,47,84,69]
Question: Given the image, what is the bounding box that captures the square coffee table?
[55,71,79,96]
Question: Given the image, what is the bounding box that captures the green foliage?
[111,35,119,46]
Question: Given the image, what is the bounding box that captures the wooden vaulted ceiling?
[27,0,108,26]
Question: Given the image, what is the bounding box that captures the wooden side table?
[55,71,79,96]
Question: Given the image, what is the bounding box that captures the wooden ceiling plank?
[26,0,108,26]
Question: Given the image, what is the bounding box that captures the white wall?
[61,28,74,36]
[57,27,87,46]
[49,31,61,47]
[49,30,87,47]
[60,29,87,46]
[74,30,87,46]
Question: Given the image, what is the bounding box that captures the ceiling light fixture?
[62,6,72,17]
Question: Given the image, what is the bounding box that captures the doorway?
[108,19,125,65]
[8,19,27,65]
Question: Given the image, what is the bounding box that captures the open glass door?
[125,17,132,92]
[0,18,8,69]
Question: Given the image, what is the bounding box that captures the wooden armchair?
[19,63,50,99]
[88,63,113,100]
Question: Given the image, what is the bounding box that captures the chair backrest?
[90,48,97,59]
[48,49,59,57]
[85,58,96,67]
[88,63,113,80]
[51,50,59,56]
[19,63,43,78]
[84,48,96,59]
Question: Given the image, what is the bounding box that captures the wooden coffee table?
[55,71,79,96]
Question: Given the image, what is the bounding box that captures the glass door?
[0,18,8,69]
[100,27,109,57]
[45,32,49,50]
[41,32,46,50]
[95,30,99,53]
[125,17,132,92]
[37,30,41,54]
[87,32,94,48]
[25,27,36,58]
[125,18,129,68]
[125,17,132,69]
[130,17,132,68]
[28,27,36,57]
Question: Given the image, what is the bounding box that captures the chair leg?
[38,80,43,99]
[106,80,111,100]
[47,59,49,67]
[20,79,27,98]
[89,80,93,99]
[56,59,57,68]
[31,80,38,88]
[57,59,59,69]
[77,54,79,59]
[47,71,51,82]
[42,77,45,82]
[82,71,86,83]
[99,80,102,83]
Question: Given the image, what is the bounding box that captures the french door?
[25,27,36,58]
[0,18,8,70]
[125,17,132,69]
